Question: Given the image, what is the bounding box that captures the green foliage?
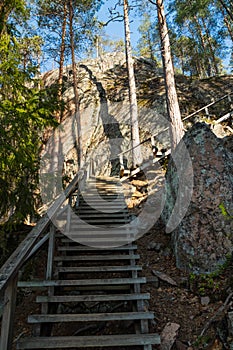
[137,12,160,63]
[33,0,102,63]
[193,335,211,348]
[0,32,59,226]
[169,0,227,77]
[219,202,233,219]
[189,253,232,296]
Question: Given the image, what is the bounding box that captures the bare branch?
[148,0,157,6]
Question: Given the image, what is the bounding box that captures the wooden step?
[70,218,129,223]
[18,277,146,288]
[17,334,160,348]
[60,239,136,246]
[77,213,129,218]
[57,244,137,251]
[57,235,136,242]
[36,293,150,303]
[55,265,142,273]
[77,203,127,207]
[56,237,136,246]
[54,254,140,261]
[79,197,125,202]
[28,311,154,323]
[65,226,135,232]
[56,239,136,247]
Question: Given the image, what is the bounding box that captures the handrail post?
[46,224,55,281]
[204,107,209,117]
[119,154,124,177]
[228,94,233,110]
[0,275,18,350]
[151,136,155,147]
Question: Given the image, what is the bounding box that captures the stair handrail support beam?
[0,170,83,350]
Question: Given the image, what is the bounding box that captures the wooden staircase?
[16,176,160,349]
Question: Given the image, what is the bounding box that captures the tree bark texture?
[123,0,142,167]
[57,1,67,123]
[68,0,82,167]
[156,0,184,150]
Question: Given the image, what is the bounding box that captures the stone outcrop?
[163,122,233,274]
[42,53,233,177]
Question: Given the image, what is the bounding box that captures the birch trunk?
[68,0,82,167]
[57,2,67,123]
[123,0,142,167]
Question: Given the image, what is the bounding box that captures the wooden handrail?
[183,92,233,121]
[0,171,82,293]
[117,92,233,159]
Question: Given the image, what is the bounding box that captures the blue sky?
[97,0,142,50]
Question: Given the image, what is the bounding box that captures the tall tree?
[0,27,58,225]
[0,0,26,35]
[217,0,233,22]
[68,0,82,166]
[172,0,226,77]
[137,12,159,62]
[123,0,142,167]
[149,0,184,150]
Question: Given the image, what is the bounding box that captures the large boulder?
[163,122,233,274]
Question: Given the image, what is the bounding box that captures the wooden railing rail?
[0,170,84,350]
[117,91,233,176]
[183,92,233,121]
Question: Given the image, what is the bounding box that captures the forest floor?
[136,219,233,350]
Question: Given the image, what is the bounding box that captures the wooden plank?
[36,293,150,303]
[79,197,125,202]
[60,239,136,248]
[64,227,136,232]
[46,225,55,280]
[53,254,140,261]
[55,237,135,246]
[57,245,137,251]
[0,275,18,350]
[28,311,154,323]
[0,171,82,292]
[18,277,146,288]
[77,213,129,217]
[77,206,127,210]
[71,219,128,223]
[25,233,49,263]
[55,265,142,273]
[17,334,160,348]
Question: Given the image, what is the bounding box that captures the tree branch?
[200,292,233,337]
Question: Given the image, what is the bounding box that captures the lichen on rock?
[162,122,233,274]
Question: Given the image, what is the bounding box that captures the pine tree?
[137,12,159,63]
[0,6,59,225]
[149,0,184,150]
[123,0,142,167]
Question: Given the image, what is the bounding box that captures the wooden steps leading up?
[16,176,160,349]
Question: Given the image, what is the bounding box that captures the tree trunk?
[156,0,184,150]
[123,0,142,167]
[218,0,233,21]
[223,14,233,41]
[57,1,67,123]
[68,0,82,167]
[201,17,219,76]
[193,15,211,77]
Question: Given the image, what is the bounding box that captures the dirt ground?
[136,219,233,350]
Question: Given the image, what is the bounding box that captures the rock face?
[42,53,233,177]
[42,52,171,176]
[163,123,233,274]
